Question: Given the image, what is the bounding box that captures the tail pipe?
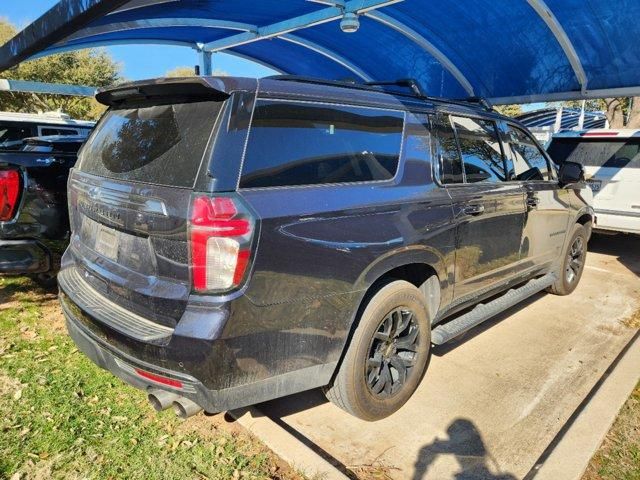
[148,389,181,411]
[173,397,203,419]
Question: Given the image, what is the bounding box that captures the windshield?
[548,137,640,169]
[77,100,224,187]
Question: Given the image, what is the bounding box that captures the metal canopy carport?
[1,0,640,104]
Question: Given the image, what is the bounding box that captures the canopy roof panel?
[2,0,640,104]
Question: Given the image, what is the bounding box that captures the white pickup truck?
[548,129,640,235]
[0,111,94,150]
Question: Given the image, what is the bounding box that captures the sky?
[1,0,276,80]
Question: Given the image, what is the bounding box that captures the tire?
[324,280,431,421]
[547,223,588,296]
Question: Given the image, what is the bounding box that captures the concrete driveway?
[257,234,640,480]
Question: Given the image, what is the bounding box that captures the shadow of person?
[413,418,517,480]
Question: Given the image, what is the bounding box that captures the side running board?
[431,273,557,345]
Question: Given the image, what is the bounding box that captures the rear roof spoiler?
[96,77,231,106]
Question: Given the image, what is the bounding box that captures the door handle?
[462,204,485,216]
[526,196,540,208]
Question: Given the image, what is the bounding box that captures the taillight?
[0,170,21,222]
[189,195,255,292]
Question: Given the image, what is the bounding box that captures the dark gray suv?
[58,76,593,421]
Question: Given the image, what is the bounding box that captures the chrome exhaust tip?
[148,389,181,412]
[173,397,203,419]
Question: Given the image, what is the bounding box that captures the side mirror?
[559,161,584,186]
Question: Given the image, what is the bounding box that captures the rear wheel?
[547,223,587,296]
[324,280,431,421]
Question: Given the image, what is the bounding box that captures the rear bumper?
[64,304,216,410]
[58,266,337,413]
[63,303,334,412]
[0,239,51,274]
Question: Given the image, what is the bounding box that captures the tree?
[165,66,198,78]
[557,97,640,129]
[625,98,640,129]
[494,104,523,117]
[164,66,229,77]
[0,19,121,120]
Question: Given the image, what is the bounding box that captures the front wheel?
[547,223,588,296]
[324,280,431,421]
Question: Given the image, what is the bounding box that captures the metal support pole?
[554,106,563,133]
[199,50,212,76]
[578,100,586,130]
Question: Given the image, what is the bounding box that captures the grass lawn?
[0,276,302,480]
[582,307,640,480]
[582,380,640,480]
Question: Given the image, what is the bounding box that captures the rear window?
[240,100,404,189]
[77,100,223,187]
[548,137,640,169]
[0,122,34,150]
[40,127,79,136]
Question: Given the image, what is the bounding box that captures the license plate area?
[95,225,119,261]
[586,179,602,192]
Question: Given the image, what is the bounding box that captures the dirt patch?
[9,454,68,480]
[622,308,640,329]
[0,372,23,397]
[39,298,66,334]
[0,300,22,311]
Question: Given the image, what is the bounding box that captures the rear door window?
[450,116,506,183]
[240,100,404,189]
[77,100,224,187]
[547,137,640,169]
[505,125,552,180]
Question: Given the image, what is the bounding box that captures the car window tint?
[434,115,463,184]
[506,125,551,180]
[402,113,434,184]
[0,123,33,150]
[78,100,224,188]
[547,138,640,169]
[240,101,404,188]
[451,116,505,183]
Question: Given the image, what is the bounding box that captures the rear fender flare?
[354,245,448,295]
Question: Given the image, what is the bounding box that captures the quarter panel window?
[240,101,404,188]
[506,125,551,180]
[451,116,505,183]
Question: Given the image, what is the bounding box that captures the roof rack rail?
[266,75,359,88]
[364,79,426,97]
[267,75,431,99]
[267,75,495,113]
[466,96,494,111]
